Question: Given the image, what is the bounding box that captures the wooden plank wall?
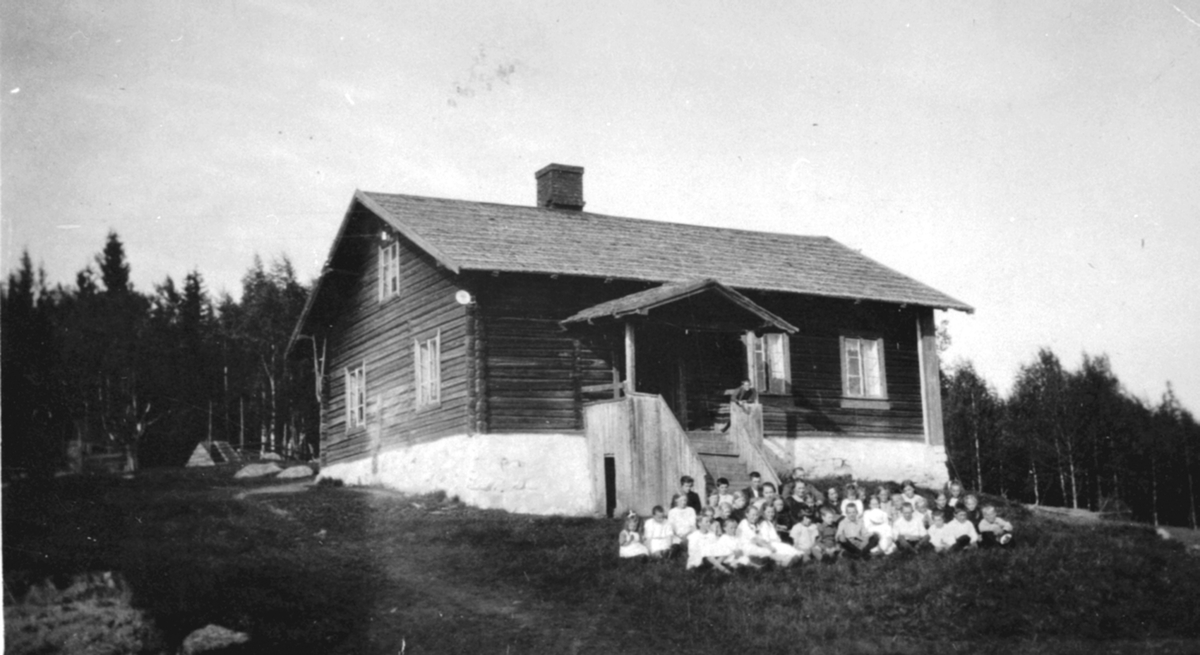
[473,274,650,433]
[319,208,471,466]
[584,393,709,517]
[743,293,927,443]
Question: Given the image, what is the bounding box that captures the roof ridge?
[358,190,835,243]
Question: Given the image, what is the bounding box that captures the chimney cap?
[535,163,584,178]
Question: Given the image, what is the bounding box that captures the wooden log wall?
[472,274,650,433]
[319,208,471,466]
[742,292,928,443]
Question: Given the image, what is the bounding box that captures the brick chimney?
[535,163,585,210]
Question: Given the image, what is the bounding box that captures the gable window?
[378,241,400,302]
[414,330,441,409]
[841,336,887,398]
[745,332,791,395]
[345,363,366,429]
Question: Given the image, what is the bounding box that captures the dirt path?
[236,484,609,653]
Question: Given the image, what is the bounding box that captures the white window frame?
[841,335,887,399]
[345,362,366,429]
[744,332,791,395]
[414,330,441,409]
[378,240,400,302]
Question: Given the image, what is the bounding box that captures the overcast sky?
[3,1,1198,410]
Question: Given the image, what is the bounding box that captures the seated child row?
[617,476,1014,569]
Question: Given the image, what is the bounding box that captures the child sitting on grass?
[619,513,650,559]
[715,478,735,507]
[893,502,930,553]
[679,476,703,513]
[813,506,841,561]
[687,515,726,572]
[667,493,697,546]
[927,510,954,552]
[729,493,749,522]
[836,504,879,559]
[977,504,1015,548]
[760,504,802,567]
[861,496,896,556]
[946,480,966,509]
[824,486,843,521]
[770,496,794,543]
[962,494,983,528]
[790,510,819,561]
[840,484,864,518]
[712,518,750,569]
[736,505,777,565]
[935,492,954,522]
[899,479,921,510]
[943,506,980,552]
[644,505,674,557]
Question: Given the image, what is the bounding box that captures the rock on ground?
[234,462,282,479]
[277,465,315,479]
[179,624,251,654]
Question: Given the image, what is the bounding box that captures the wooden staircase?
[688,430,753,490]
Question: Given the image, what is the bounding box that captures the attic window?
[745,332,791,395]
[378,241,400,302]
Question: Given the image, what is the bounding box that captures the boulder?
[179,624,250,654]
[260,452,283,461]
[234,463,282,479]
[277,465,315,479]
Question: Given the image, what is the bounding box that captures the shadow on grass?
[3,466,383,653]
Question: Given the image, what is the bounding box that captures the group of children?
[618,474,1015,572]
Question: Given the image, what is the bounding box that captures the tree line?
[2,232,316,472]
[5,233,1198,529]
[942,349,1200,528]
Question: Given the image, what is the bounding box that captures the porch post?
[624,321,637,393]
[916,310,945,447]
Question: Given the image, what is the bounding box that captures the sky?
[3,1,1198,410]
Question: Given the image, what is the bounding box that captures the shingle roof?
[562,278,798,333]
[357,191,973,312]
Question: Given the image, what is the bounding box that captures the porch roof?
[560,278,798,333]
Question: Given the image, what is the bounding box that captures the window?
[414,330,441,409]
[345,363,366,428]
[378,241,400,302]
[841,336,887,398]
[745,332,791,395]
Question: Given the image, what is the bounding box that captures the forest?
[1,232,315,473]
[3,232,1198,527]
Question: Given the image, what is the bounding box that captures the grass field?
[6,466,1200,654]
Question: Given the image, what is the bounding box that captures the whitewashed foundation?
[318,432,595,516]
[766,437,949,488]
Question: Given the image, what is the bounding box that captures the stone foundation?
[765,437,949,488]
[318,432,594,516]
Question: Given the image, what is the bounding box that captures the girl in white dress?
[667,493,697,545]
[839,484,864,518]
[643,505,673,557]
[618,513,649,558]
[759,504,802,566]
[736,505,777,564]
[861,496,897,555]
[711,518,749,568]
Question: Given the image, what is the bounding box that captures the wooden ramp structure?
[584,393,708,518]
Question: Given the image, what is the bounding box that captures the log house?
[289,164,972,516]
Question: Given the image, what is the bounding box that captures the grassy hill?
[5,466,1200,654]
